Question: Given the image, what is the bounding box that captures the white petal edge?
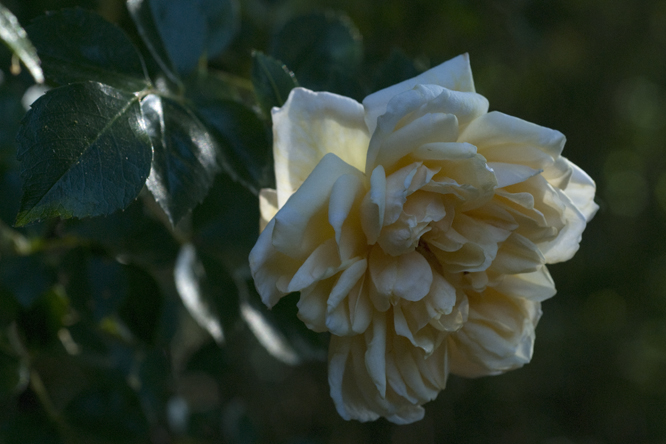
[363,54,476,135]
[273,87,370,207]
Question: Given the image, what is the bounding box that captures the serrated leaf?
[174,243,224,344]
[251,51,298,117]
[196,99,272,192]
[270,12,363,94]
[15,82,152,226]
[142,94,220,225]
[127,0,180,86]
[26,8,148,91]
[0,3,43,83]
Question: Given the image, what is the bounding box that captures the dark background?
[0,0,664,443]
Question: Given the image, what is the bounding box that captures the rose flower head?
[249,54,597,424]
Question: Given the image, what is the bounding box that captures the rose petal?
[448,289,541,378]
[249,218,301,307]
[363,53,476,134]
[259,188,278,232]
[488,162,543,189]
[273,87,370,207]
[360,165,387,245]
[460,111,566,160]
[272,153,363,259]
[562,160,599,221]
[494,266,557,302]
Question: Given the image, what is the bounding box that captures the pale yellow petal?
[273,87,369,207]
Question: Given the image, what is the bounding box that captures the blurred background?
[0,0,664,443]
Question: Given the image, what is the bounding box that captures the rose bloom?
[249,54,597,424]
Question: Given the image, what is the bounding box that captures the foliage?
[0,0,664,443]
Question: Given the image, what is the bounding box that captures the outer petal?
[459,111,566,160]
[272,153,364,260]
[272,87,370,207]
[562,160,599,221]
[448,289,541,378]
[249,218,301,308]
[363,54,476,134]
[258,188,278,232]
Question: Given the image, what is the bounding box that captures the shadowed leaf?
[26,8,148,91]
[15,82,152,226]
[142,94,220,225]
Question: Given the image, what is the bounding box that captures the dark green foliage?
[148,0,239,75]
[15,82,152,226]
[271,12,363,98]
[142,94,220,225]
[26,8,148,91]
[251,51,298,117]
[196,98,273,192]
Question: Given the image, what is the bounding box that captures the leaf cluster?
[0,1,422,442]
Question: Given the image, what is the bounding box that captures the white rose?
[249,54,597,424]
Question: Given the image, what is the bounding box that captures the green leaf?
[0,3,43,83]
[196,99,272,193]
[200,0,240,58]
[26,8,148,91]
[251,51,298,117]
[142,94,220,225]
[147,0,240,75]
[174,243,225,344]
[127,0,180,86]
[271,12,363,94]
[64,199,179,268]
[15,82,152,226]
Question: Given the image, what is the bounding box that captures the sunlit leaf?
[15,82,152,226]
[0,3,43,83]
[142,94,220,225]
[174,243,224,344]
[251,51,298,117]
[26,8,148,91]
